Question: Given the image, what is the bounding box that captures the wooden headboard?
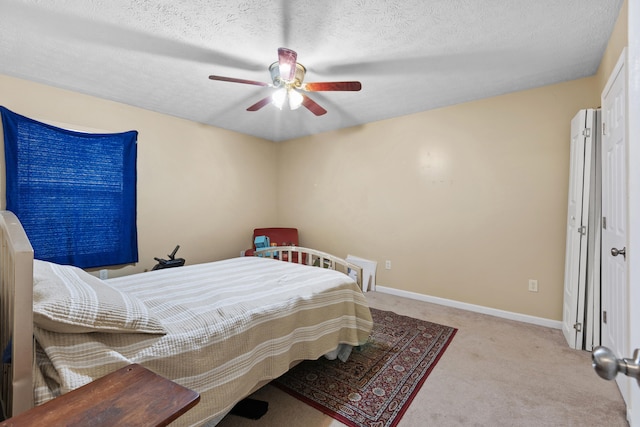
[0,211,34,418]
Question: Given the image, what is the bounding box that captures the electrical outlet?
[99,269,108,280]
[385,260,391,270]
[528,279,538,292]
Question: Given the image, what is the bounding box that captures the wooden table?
[0,364,200,427]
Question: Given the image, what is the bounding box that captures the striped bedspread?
[32,256,373,426]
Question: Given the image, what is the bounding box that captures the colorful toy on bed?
[254,235,276,257]
[245,228,302,262]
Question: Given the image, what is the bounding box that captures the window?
[1,106,138,268]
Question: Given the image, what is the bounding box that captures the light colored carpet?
[217,291,628,427]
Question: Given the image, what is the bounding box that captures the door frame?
[627,2,640,424]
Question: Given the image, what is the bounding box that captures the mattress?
[32,256,373,426]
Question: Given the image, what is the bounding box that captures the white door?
[562,110,594,349]
[627,5,640,423]
[601,50,629,405]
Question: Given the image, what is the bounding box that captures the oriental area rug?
[273,308,457,427]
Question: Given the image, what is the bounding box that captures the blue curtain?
[1,106,138,268]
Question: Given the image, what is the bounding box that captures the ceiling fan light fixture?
[272,88,287,110]
[289,90,303,110]
[272,88,303,111]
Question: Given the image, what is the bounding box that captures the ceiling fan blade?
[278,47,297,81]
[303,81,362,92]
[301,95,327,116]
[209,75,269,87]
[246,96,273,112]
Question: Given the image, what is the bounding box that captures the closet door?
[562,109,594,349]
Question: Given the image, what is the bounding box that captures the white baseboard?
[374,286,563,330]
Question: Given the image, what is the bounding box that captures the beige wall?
[0,74,278,276]
[277,78,599,320]
[277,1,629,322]
[597,0,628,91]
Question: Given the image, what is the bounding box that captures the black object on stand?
[152,245,185,270]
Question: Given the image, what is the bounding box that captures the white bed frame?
[253,246,363,289]
[0,211,363,418]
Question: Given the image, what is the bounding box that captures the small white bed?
[0,211,373,426]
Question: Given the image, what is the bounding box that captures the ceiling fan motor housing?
[269,62,306,88]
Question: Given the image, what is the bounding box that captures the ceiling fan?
[209,48,362,116]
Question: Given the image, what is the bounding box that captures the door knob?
[610,247,626,259]
[592,346,640,386]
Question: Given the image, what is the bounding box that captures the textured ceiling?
[0,0,624,142]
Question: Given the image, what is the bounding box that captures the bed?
[0,211,373,426]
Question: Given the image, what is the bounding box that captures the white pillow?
[33,260,166,334]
